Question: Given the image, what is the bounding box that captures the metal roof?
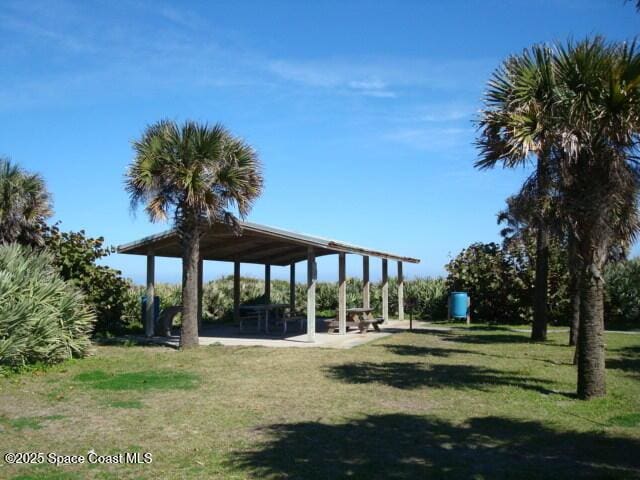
[117,220,420,266]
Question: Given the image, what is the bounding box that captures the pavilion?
[117,220,420,342]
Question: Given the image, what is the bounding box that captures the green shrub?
[201,276,303,322]
[203,276,260,321]
[120,284,145,332]
[605,258,640,325]
[444,240,572,324]
[155,283,183,312]
[445,242,532,323]
[0,244,95,367]
[316,282,338,312]
[43,225,136,334]
[404,277,448,320]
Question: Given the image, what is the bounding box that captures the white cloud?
[267,60,342,88]
[357,89,397,98]
[0,0,494,110]
[347,79,396,98]
[156,5,204,29]
[265,56,491,99]
[385,102,477,125]
[267,60,398,97]
[347,79,386,90]
[418,107,474,122]
[384,127,474,152]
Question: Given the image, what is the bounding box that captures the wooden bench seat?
[359,318,383,332]
[325,318,358,332]
[325,316,383,334]
[239,313,263,333]
[275,315,306,335]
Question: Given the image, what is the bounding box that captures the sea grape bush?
[43,224,137,334]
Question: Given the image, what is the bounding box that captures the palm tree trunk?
[570,285,580,346]
[180,222,200,349]
[531,225,549,340]
[577,259,606,399]
[568,234,580,349]
[571,272,580,365]
[531,154,549,342]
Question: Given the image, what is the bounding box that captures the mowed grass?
[74,370,199,391]
[0,326,639,479]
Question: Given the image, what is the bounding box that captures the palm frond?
[0,157,52,246]
[125,120,264,234]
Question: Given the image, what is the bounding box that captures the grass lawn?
[1,325,639,479]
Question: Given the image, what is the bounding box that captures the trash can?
[448,292,470,323]
[141,295,160,324]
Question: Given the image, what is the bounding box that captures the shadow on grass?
[607,345,640,377]
[230,414,640,479]
[407,328,534,345]
[382,342,570,366]
[442,333,534,345]
[325,362,566,395]
[381,344,471,357]
[413,324,520,332]
[92,335,178,349]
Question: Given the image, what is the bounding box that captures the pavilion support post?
[338,253,346,335]
[145,253,155,337]
[382,259,389,323]
[233,261,241,323]
[362,256,370,309]
[290,263,296,313]
[264,264,271,304]
[397,261,404,322]
[307,247,316,342]
[197,257,204,333]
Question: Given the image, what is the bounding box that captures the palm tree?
[476,45,556,341]
[479,38,640,399]
[499,177,587,354]
[553,38,640,398]
[497,188,537,250]
[0,157,52,246]
[498,178,573,326]
[125,120,263,348]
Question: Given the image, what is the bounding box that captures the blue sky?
[1,0,638,283]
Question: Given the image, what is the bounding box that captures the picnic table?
[326,308,384,333]
[239,303,290,333]
[348,308,383,332]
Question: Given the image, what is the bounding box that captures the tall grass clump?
[123,275,450,326]
[0,244,95,367]
[202,276,304,321]
[200,275,448,321]
[404,277,448,320]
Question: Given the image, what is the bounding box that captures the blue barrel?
[141,295,160,323]
[449,292,469,319]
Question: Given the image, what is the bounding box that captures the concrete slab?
[139,319,424,349]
